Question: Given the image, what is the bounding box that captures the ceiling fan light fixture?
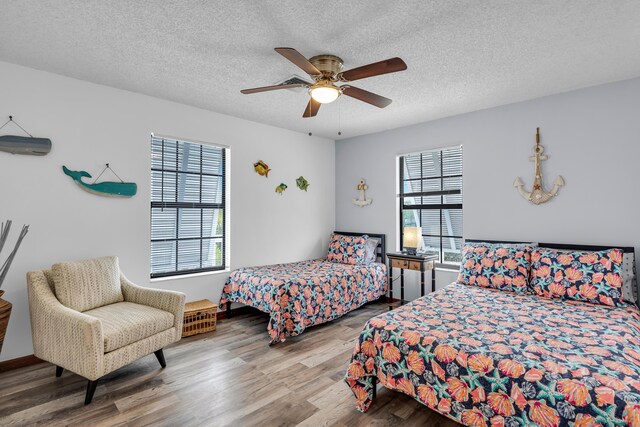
[241,47,407,117]
[310,84,340,104]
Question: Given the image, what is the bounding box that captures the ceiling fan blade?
[339,57,407,82]
[342,86,392,108]
[275,47,322,76]
[241,83,307,94]
[303,98,321,118]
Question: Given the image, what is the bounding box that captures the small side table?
[387,252,438,307]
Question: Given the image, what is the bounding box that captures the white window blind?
[399,146,463,264]
[150,136,226,278]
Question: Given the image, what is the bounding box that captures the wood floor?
[0,302,458,426]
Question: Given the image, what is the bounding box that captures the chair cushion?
[52,256,124,312]
[84,302,174,353]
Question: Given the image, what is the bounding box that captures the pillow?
[52,256,123,312]
[457,244,531,294]
[327,233,368,265]
[529,248,625,307]
[363,237,381,264]
[465,241,538,250]
[621,252,637,304]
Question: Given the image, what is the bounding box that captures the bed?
[345,242,640,426]
[219,231,387,344]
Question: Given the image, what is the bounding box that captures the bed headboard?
[334,231,386,265]
[465,239,638,307]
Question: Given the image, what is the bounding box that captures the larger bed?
[220,232,387,344]
[345,242,640,427]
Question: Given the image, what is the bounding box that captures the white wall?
[336,77,640,301]
[0,61,335,361]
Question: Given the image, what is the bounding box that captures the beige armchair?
[27,256,185,404]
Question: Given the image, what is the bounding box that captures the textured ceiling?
[1,1,640,139]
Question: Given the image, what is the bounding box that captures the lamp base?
[402,248,418,255]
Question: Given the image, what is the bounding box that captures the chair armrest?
[120,274,186,333]
[26,271,104,380]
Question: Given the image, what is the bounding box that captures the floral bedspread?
[220,259,387,344]
[345,283,640,426]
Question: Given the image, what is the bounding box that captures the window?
[150,136,226,278]
[398,146,462,264]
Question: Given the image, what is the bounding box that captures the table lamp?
[403,227,422,255]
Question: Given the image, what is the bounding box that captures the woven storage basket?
[183,299,217,337]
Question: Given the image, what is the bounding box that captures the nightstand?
[386,252,438,307]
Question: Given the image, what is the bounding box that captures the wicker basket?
[182,299,217,337]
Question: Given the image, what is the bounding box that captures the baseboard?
[0,354,44,373]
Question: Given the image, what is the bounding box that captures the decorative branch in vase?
[0,220,29,354]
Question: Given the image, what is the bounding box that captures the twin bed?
[219,231,387,344]
[345,241,640,426]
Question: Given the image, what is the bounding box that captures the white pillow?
[622,252,637,304]
[363,237,381,264]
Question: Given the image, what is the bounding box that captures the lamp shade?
[310,84,340,104]
[403,227,422,249]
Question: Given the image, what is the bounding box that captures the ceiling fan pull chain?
[338,102,342,136]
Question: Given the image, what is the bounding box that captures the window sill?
[150,268,230,283]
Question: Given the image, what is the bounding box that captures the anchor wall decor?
[514,127,564,205]
[352,178,372,207]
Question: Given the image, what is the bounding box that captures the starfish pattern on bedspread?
[220,259,387,344]
[345,283,640,427]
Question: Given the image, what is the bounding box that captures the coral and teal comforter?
[220,259,387,344]
[345,283,640,426]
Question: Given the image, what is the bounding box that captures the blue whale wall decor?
[62,166,137,198]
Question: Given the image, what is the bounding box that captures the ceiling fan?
[241,47,407,118]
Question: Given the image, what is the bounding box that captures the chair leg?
[226,303,232,319]
[154,349,166,368]
[85,379,99,405]
[55,366,64,377]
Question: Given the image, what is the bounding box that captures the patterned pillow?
[327,233,368,265]
[457,244,531,294]
[465,241,538,250]
[530,248,625,307]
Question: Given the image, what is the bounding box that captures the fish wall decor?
[62,165,137,198]
[254,160,271,177]
[296,176,309,191]
[275,183,287,195]
[0,135,52,156]
[0,116,51,156]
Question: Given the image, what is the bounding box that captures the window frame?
[398,146,463,267]
[150,135,228,279]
